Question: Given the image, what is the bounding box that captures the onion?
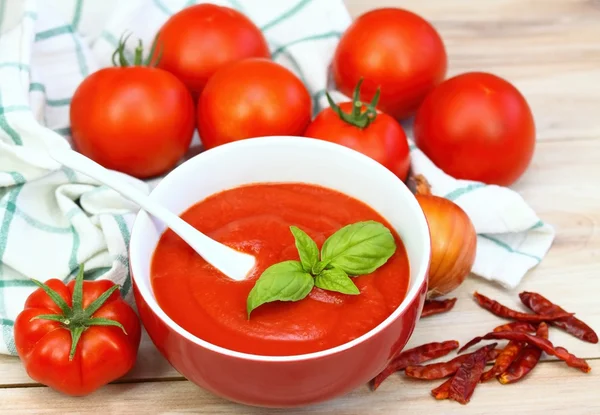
[413,176,477,298]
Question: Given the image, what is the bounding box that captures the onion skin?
[416,194,477,298]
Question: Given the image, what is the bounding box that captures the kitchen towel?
[0,0,554,355]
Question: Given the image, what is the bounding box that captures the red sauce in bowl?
[151,183,410,356]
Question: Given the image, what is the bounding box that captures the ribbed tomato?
[14,267,141,396]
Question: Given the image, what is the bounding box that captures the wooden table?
[3,0,600,413]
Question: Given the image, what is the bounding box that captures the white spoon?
[48,147,256,281]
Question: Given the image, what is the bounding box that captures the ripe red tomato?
[155,4,270,95]
[70,40,195,179]
[197,58,312,149]
[332,8,447,120]
[413,72,536,186]
[14,267,141,396]
[304,82,410,181]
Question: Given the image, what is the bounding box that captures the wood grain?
[2,361,598,414]
[3,0,600,413]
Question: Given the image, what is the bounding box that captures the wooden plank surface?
[3,0,600,413]
[2,361,598,414]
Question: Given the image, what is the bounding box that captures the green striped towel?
[0,0,553,356]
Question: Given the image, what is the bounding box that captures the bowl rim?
[130,136,430,363]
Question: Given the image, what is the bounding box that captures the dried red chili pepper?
[498,322,549,384]
[493,321,537,333]
[447,343,496,404]
[421,298,457,318]
[480,340,523,382]
[520,291,598,344]
[481,320,537,382]
[537,320,549,337]
[431,378,452,400]
[371,340,459,390]
[406,348,499,380]
[459,330,590,373]
[473,292,572,323]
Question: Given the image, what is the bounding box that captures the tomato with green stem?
[14,266,141,396]
[304,80,411,181]
[70,34,195,179]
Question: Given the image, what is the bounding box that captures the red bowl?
[130,137,430,408]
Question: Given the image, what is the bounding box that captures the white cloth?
[0,0,554,355]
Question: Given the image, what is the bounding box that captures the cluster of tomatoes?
[20,5,539,398]
[70,4,536,186]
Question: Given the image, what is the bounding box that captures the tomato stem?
[134,40,144,66]
[111,31,163,68]
[30,279,71,315]
[30,313,67,323]
[145,34,163,67]
[111,32,131,67]
[325,78,381,129]
[29,265,127,361]
[83,285,120,318]
[69,326,85,361]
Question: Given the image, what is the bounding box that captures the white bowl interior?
[130,136,430,361]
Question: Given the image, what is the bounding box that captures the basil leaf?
[321,221,396,275]
[246,260,314,317]
[311,260,328,275]
[290,226,319,273]
[315,267,360,295]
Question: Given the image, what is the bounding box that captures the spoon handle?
[49,147,176,222]
[48,147,254,281]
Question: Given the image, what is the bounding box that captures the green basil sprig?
[247,221,396,318]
